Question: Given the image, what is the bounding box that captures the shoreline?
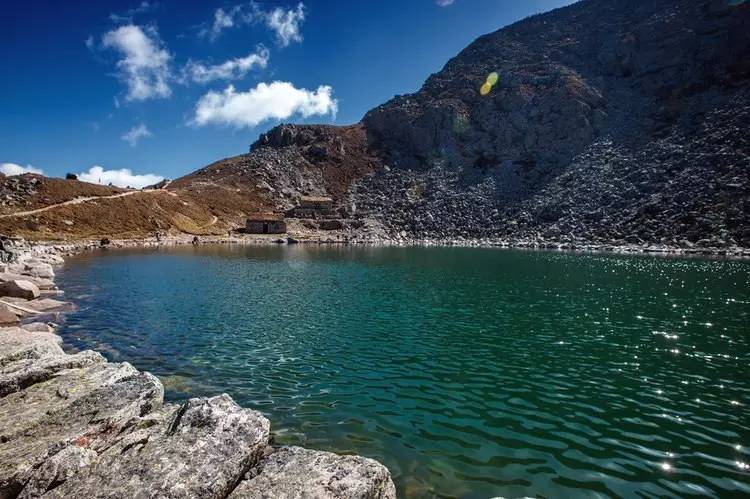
[0,239,397,498]
[22,233,750,259]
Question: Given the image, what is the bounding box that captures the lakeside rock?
[0,241,397,498]
[1,279,40,300]
[230,446,397,499]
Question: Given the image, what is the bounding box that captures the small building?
[245,214,287,234]
[288,196,334,218]
[299,196,333,211]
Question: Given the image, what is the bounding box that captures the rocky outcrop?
[43,395,270,499]
[0,241,396,498]
[351,0,750,247]
[230,446,396,499]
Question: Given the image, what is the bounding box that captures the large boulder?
[0,326,62,367]
[24,262,54,279]
[0,350,105,397]
[44,395,271,499]
[230,446,397,499]
[0,279,40,300]
[0,365,163,496]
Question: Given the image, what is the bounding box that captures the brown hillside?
[0,174,124,215]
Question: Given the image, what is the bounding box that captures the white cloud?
[200,2,305,47]
[0,163,44,176]
[102,24,172,101]
[192,81,337,128]
[201,4,257,41]
[265,3,305,47]
[77,166,163,189]
[121,123,153,146]
[182,46,269,84]
[110,1,155,23]
[435,0,455,5]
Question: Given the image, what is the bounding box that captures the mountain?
[355,0,750,246]
[2,0,749,247]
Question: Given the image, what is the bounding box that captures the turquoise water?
[56,245,750,498]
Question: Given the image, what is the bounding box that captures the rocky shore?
[0,238,396,498]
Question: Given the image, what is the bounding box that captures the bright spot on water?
[731,400,740,406]
[738,461,749,470]
[661,462,673,471]
[736,444,742,451]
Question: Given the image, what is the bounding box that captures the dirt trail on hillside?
[0,189,165,218]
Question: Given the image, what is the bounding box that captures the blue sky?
[1,0,574,187]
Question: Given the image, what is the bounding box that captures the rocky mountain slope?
[353,0,750,247]
[2,0,748,247]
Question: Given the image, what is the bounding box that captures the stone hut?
[245,214,287,234]
[288,196,334,218]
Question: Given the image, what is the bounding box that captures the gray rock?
[18,446,98,499]
[0,272,49,289]
[0,326,62,368]
[20,321,55,333]
[0,349,105,396]
[0,279,40,300]
[230,446,396,499]
[44,394,270,499]
[0,305,19,325]
[0,366,163,496]
[24,262,54,279]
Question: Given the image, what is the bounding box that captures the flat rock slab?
[0,368,163,496]
[0,279,40,300]
[44,394,271,499]
[230,446,397,499]
[0,326,63,367]
[0,272,52,290]
[0,349,105,396]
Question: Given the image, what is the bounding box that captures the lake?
[55,244,750,498]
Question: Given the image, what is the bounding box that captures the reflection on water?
[57,245,750,498]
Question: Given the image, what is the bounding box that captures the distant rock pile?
[0,175,41,209]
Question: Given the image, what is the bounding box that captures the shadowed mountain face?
[3,0,749,245]
[364,0,750,173]
[349,0,750,245]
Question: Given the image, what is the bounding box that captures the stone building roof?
[300,196,332,203]
[246,213,284,222]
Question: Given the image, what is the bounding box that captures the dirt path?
[0,189,164,218]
